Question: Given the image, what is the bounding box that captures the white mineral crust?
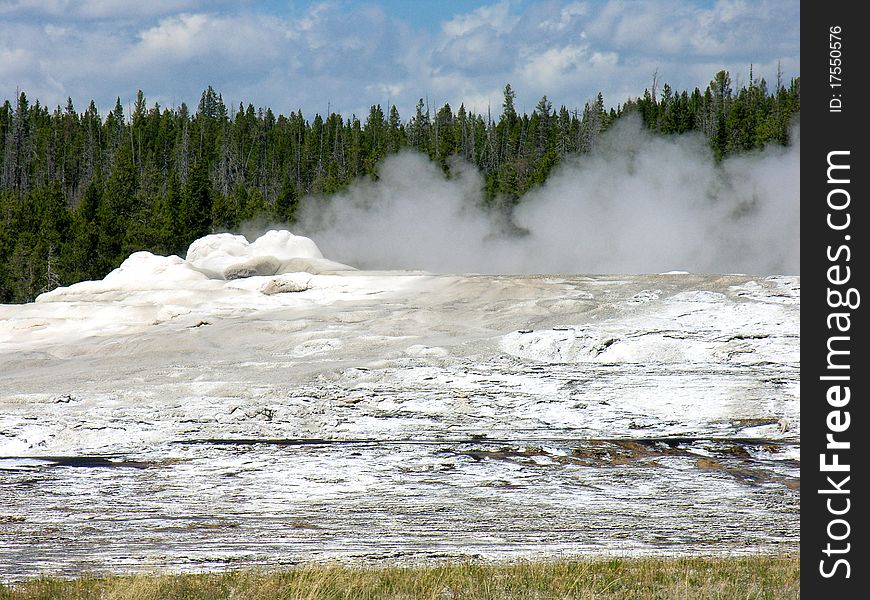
[0,230,799,581]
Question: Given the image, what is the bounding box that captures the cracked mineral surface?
[0,232,799,581]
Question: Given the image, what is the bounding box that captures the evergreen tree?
[502,84,517,124]
[69,175,104,280]
[409,98,430,152]
[0,72,801,302]
[97,142,137,270]
[387,105,403,152]
[210,189,239,232]
[179,159,213,247]
[433,103,456,167]
[273,173,299,223]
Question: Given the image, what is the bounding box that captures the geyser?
[294,115,799,275]
[186,230,354,280]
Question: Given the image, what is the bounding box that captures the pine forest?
[0,69,799,303]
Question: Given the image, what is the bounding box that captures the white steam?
[296,115,799,275]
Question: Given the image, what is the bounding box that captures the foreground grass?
[0,556,799,600]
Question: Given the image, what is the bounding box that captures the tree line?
[0,69,799,303]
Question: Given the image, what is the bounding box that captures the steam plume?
[295,115,799,275]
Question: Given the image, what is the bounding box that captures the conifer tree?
[274,173,299,223]
[97,142,137,269]
[179,159,213,247]
[0,73,801,301]
[69,175,104,280]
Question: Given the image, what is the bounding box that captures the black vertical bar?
[802,2,868,596]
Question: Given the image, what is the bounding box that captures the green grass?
[0,555,799,600]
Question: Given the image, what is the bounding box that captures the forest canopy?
[0,69,799,303]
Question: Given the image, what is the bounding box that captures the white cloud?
[42,23,72,39]
[520,45,588,89]
[0,0,224,20]
[0,0,799,121]
[364,82,406,103]
[441,0,518,37]
[77,0,202,19]
[0,46,37,82]
[537,1,589,32]
[0,0,67,17]
[137,13,211,57]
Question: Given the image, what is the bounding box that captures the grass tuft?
[0,555,799,600]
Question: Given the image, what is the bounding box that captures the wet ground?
[0,273,799,581]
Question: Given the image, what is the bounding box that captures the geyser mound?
[34,230,355,306]
[186,230,354,280]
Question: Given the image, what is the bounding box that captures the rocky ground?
[0,245,799,581]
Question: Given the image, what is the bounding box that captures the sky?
[1,0,799,120]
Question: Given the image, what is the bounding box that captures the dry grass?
[0,555,799,600]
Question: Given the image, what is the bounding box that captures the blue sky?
[1,0,799,120]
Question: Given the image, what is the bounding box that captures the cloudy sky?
[1,0,799,120]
